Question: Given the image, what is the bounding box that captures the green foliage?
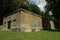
[28,3,41,15]
[45,0,60,18]
[0,0,42,24]
[0,0,41,16]
[45,0,60,29]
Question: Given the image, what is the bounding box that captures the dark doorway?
[8,21,11,29]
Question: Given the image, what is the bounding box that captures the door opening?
[8,21,11,29]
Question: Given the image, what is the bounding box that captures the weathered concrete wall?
[3,12,19,30]
[20,11,42,32]
[0,25,3,30]
[3,10,42,32]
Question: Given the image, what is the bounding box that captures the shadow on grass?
[43,29,60,32]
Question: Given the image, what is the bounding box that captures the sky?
[28,0,47,11]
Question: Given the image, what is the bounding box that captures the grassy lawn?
[0,30,60,40]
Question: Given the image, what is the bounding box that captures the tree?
[45,0,60,29]
[0,0,41,24]
[0,0,41,16]
[29,3,41,15]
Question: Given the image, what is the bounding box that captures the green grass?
[0,31,60,40]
